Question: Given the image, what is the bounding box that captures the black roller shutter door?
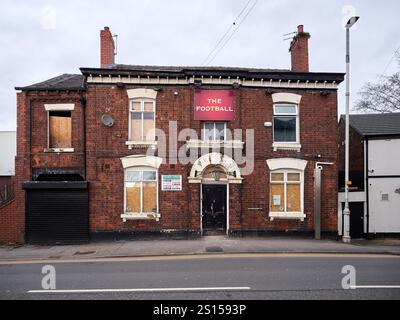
[24,182,89,245]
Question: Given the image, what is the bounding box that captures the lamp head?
[346,16,360,29]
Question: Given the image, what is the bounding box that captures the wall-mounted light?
[320,90,330,96]
[232,82,241,89]
[116,82,125,88]
[264,122,273,128]
[193,80,202,88]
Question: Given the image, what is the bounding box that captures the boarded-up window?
[129,100,155,142]
[125,168,158,213]
[49,111,71,148]
[270,170,302,213]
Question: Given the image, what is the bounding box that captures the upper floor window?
[44,103,75,153]
[203,122,226,142]
[129,99,155,142]
[49,111,72,149]
[273,104,299,143]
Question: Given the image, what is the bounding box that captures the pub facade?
[1,25,344,244]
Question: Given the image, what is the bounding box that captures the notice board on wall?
[161,175,182,191]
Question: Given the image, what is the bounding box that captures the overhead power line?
[201,0,258,66]
[381,44,400,76]
[201,0,253,66]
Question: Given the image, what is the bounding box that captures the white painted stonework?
[120,155,163,169]
[127,88,158,100]
[44,103,75,111]
[271,93,302,105]
[266,158,308,171]
[189,153,242,184]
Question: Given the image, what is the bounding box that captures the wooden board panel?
[143,182,157,212]
[130,117,141,141]
[49,114,71,148]
[126,184,141,213]
[143,117,155,141]
[287,184,301,212]
[271,173,284,182]
[270,184,284,212]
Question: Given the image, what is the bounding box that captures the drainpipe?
[314,162,334,240]
[365,138,370,238]
[80,91,87,180]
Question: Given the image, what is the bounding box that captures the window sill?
[44,148,74,153]
[126,141,157,150]
[272,143,301,152]
[269,212,306,222]
[186,140,244,149]
[121,213,161,222]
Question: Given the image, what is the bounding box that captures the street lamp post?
[343,16,360,244]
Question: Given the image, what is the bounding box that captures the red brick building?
[0,25,344,244]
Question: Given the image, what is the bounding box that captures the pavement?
[1,236,400,263]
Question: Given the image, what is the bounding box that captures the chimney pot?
[297,25,304,33]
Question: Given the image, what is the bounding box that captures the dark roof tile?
[15,74,85,91]
[341,113,400,136]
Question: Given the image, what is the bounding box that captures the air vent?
[381,194,389,201]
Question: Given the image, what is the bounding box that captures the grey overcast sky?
[1,0,399,130]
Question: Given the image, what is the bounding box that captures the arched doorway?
[202,165,228,235]
[189,153,242,236]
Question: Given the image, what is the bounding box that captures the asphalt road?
[0,254,400,300]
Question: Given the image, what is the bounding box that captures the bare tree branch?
[355,51,400,113]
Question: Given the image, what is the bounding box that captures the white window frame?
[123,166,159,221]
[269,169,305,221]
[273,104,300,144]
[127,99,156,145]
[202,122,227,142]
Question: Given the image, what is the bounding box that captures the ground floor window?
[125,167,158,214]
[270,170,303,214]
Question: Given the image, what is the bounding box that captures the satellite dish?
[101,114,114,127]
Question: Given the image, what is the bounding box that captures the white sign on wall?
[162,175,182,191]
[273,195,281,206]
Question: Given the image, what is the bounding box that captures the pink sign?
[194,90,236,121]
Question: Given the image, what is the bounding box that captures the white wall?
[0,131,16,176]
[369,178,400,233]
[368,138,400,233]
[368,139,400,176]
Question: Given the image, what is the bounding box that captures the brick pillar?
[228,183,242,236]
[13,92,31,243]
[188,183,201,236]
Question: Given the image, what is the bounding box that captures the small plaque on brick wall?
[162,175,182,191]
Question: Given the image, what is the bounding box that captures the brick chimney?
[100,26,115,67]
[289,25,310,72]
